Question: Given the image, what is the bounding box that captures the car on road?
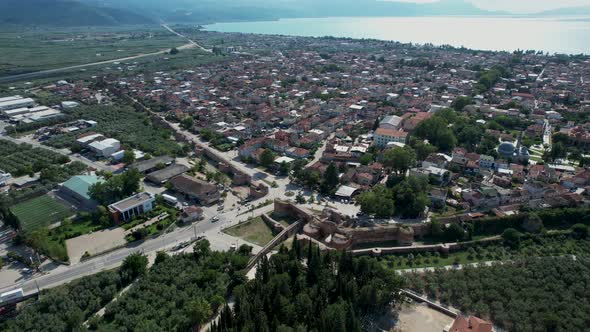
[230,244,237,251]
[172,241,191,251]
[217,205,224,211]
[210,216,219,223]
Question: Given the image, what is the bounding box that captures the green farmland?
[10,195,73,232]
[0,27,185,76]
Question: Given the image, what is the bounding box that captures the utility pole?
[35,280,40,299]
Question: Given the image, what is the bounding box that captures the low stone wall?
[260,213,285,233]
[250,183,269,200]
[246,220,303,270]
[273,200,316,223]
[351,236,502,256]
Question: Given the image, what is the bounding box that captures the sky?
[394,0,590,13]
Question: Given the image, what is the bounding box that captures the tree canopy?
[211,242,404,332]
[414,116,457,151]
[89,169,141,205]
[382,146,416,175]
[406,257,590,332]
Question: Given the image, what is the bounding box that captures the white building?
[0,170,11,186]
[379,115,403,130]
[61,101,80,109]
[89,138,120,157]
[108,192,155,223]
[478,155,496,170]
[0,97,35,112]
[76,133,104,146]
[374,128,408,148]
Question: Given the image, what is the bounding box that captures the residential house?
[169,174,220,205]
[180,206,204,223]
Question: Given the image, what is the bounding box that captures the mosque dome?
[498,142,515,156]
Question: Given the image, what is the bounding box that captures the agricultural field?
[224,216,275,246]
[10,195,73,232]
[0,140,70,176]
[0,27,186,76]
[44,104,184,156]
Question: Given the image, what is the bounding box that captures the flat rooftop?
[109,192,154,212]
[131,155,174,173]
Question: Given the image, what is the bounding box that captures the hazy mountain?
[0,0,154,27]
[535,6,590,16]
[3,0,587,27]
[82,0,505,23]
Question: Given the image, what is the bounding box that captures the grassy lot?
[0,27,186,76]
[224,216,275,246]
[10,195,73,232]
[269,213,297,227]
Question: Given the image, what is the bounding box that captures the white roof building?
[89,138,120,157]
[335,185,358,198]
[0,97,35,112]
[76,133,104,146]
[274,156,295,164]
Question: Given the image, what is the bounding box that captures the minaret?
[515,130,523,157]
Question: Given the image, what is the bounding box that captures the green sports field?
[10,195,73,232]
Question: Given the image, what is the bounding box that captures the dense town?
[1,30,590,331]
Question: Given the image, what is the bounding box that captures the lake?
[205,16,590,55]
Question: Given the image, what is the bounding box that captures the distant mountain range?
[0,0,153,27]
[2,0,590,27]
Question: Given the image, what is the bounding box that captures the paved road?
[0,25,201,84]
[0,94,359,297]
[161,24,212,53]
[0,200,268,297]
[395,260,499,274]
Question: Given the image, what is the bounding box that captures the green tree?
[502,228,521,248]
[571,224,589,239]
[122,150,136,164]
[391,176,429,218]
[522,213,543,233]
[415,117,457,151]
[444,223,465,242]
[89,169,141,205]
[410,138,437,161]
[320,163,339,195]
[451,96,473,112]
[120,252,148,283]
[187,298,212,332]
[382,146,416,175]
[279,161,290,176]
[193,239,211,260]
[259,149,275,168]
[181,116,194,130]
[356,185,395,218]
[359,153,374,166]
